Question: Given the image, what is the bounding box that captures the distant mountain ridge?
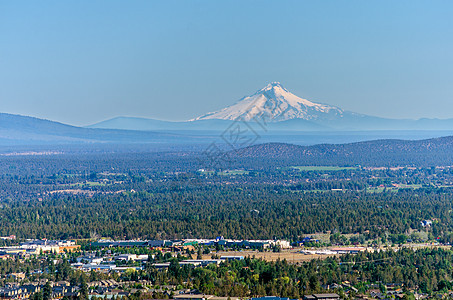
[3,82,453,146]
[2,112,453,166]
[88,116,235,131]
[0,113,199,145]
[89,82,453,131]
[3,112,452,147]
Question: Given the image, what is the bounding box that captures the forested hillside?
[233,136,453,167]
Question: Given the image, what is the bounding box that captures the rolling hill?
[0,113,200,145]
[231,136,453,167]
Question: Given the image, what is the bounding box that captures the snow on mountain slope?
[192,82,346,122]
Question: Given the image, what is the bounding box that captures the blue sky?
[1,1,453,126]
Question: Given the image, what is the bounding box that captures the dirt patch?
[203,249,338,264]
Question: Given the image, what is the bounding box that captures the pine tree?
[43,282,52,300]
[80,276,89,299]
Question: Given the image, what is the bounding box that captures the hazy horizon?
[2,1,453,126]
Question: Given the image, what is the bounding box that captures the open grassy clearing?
[292,166,357,171]
[217,170,249,176]
[68,181,107,187]
[198,170,249,176]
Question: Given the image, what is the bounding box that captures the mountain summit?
[192,82,346,122]
[88,82,453,132]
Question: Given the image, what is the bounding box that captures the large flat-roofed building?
[180,259,223,267]
[330,247,366,254]
[91,240,149,248]
[19,239,80,254]
[251,297,297,300]
[220,256,244,261]
[304,293,340,300]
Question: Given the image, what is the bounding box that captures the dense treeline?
[2,151,453,240]
[0,185,451,240]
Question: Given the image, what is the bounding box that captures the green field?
[397,184,423,189]
[69,181,107,187]
[217,170,249,176]
[292,166,357,171]
[366,184,424,193]
[366,187,398,193]
[198,169,249,176]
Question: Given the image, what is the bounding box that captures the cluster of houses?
[174,295,340,300]
[1,278,444,300]
[0,281,78,299]
[0,278,341,300]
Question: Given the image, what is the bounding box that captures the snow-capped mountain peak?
[192,82,344,122]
